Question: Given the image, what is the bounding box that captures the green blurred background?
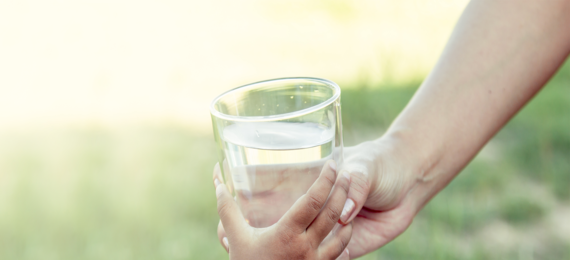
[0,0,569,259]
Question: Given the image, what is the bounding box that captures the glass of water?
[210,77,343,228]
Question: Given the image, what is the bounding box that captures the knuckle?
[326,207,342,223]
[306,194,325,212]
[322,173,336,187]
[339,178,351,193]
[217,200,232,220]
[289,245,311,260]
[278,227,298,246]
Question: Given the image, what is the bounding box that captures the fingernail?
[215,183,224,198]
[329,160,337,171]
[222,237,229,251]
[345,248,349,256]
[342,170,350,181]
[340,198,355,223]
[214,178,221,188]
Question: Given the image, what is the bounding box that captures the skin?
[214,160,352,260]
[216,0,570,258]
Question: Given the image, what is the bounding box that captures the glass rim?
[210,77,341,122]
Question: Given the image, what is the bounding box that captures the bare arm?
[337,1,570,257]
[387,0,570,212]
[215,1,570,258]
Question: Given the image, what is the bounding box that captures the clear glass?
[210,77,343,228]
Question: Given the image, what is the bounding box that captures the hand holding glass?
[210,78,343,228]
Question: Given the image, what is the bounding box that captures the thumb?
[338,167,370,225]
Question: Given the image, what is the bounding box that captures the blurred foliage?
[0,129,223,259]
[499,197,545,225]
[0,63,568,260]
[350,59,570,260]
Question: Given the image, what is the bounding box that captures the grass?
[0,60,568,259]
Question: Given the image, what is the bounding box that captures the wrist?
[375,126,446,213]
[378,126,443,181]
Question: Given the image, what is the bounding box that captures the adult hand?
[216,135,424,259]
[340,137,421,258]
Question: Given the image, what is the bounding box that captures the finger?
[279,160,338,233]
[307,170,351,243]
[338,171,369,224]
[319,223,352,260]
[335,249,350,260]
[217,221,229,253]
[213,162,224,185]
[214,163,247,240]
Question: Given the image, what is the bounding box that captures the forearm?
[384,0,570,211]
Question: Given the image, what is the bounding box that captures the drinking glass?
[210,77,343,228]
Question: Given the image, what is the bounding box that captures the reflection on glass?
[211,78,343,228]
